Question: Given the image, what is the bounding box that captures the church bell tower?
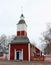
[17,14,27,36]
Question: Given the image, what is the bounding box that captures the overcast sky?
[0,0,51,48]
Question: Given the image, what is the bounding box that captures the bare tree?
[7,35,15,47]
[0,34,7,48]
[0,34,15,53]
[41,23,51,55]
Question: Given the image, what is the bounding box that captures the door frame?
[14,49,23,60]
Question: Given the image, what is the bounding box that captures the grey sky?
[0,0,51,48]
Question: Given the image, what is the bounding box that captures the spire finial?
[20,14,24,19]
[21,6,23,14]
[20,6,24,19]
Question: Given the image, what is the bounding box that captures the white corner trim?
[8,44,10,60]
[28,43,30,61]
[14,49,16,60]
[22,49,23,60]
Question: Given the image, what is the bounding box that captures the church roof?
[18,19,26,24]
[10,36,30,44]
[17,14,27,26]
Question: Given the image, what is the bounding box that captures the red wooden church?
[9,14,43,61]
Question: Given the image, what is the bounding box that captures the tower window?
[21,31,24,36]
[17,31,20,36]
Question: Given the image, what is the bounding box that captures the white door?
[16,51,23,60]
[19,51,23,60]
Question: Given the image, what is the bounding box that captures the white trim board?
[8,44,10,60]
[28,43,30,61]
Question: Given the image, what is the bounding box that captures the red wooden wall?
[17,31,27,36]
[10,44,28,60]
[10,43,43,61]
[30,44,43,61]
